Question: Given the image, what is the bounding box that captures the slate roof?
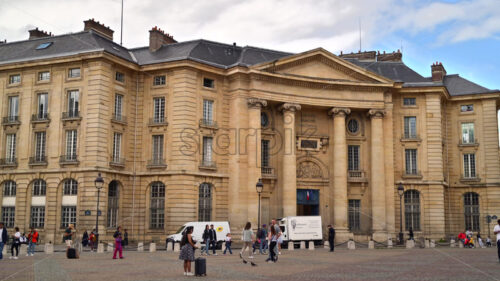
[0,30,497,96]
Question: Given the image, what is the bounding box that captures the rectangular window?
[348,200,360,231]
[203,78,214,88]
[38,71,50,81]
[68,68,80,78]
[37,93,48,119]
[61,206,77,228]
[113,133,122,162]
[464,153,476,178]
[67,90,79,117]
[404,116,417,139]
[153,75,166,86]
[8,96,19,119]
[405,149,417,175]
[9,74,21,84]
[65,130,77,160]
[461,104,473,112]
[115,71,125,82]
[2,207,15,228]
[203,99,213,125]
[35,132,46,161]
[5,134,16,162]
[30,207,45,228]
[348,145,360,171]
[153,97,165,123]
[152,135,164,161]
[114,94,123,120]
[403,98,416,106]
[300,139,318,149]
[261,140,270,167]
[461,123,475,144]
[203,136,213,164]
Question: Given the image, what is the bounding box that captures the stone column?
[329,107,351,237]
[368,109,387,241]
[247,98,267,226]
[280,103,301,216]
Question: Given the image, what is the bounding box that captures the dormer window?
[38,71,50,81]
[68,68,80,78]
[203,78,214,88]
[403,98,416,106]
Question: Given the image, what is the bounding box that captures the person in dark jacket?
[202,225,210,256]
[122,229,129,247]
[209,224,218,255]
[0,222,7,260]
[328,225,335,252]
[82,230,89,247]
[409,227,414,241]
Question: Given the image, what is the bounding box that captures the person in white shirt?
[494,219,500,263]
[10,227,21,260]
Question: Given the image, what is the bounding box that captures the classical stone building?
[0,19,499,243]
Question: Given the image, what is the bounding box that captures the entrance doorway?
[297,189,319,216]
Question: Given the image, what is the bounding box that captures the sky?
[0,0,499,90]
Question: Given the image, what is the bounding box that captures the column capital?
[368,109,386,119]
[247,98,267,109]
[328,107,351,117]
[279,103,301,113]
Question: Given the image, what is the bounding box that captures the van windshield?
[175,226,186,234]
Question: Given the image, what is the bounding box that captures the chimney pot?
[28,28,53,40]
[431,61,447,82]
[84,19,114,41]
[149,26,177,52]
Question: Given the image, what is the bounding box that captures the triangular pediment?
[252,48,393,84]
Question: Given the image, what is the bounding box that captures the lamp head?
[397,183,404,197]
[256,178,264,194]
[95,173,104,190]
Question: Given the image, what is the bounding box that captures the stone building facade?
[0,20,499,243]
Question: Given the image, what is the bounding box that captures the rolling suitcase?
[67,248,78,259]
[195,257,206,276]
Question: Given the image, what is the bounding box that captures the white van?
[279,216,323,243]
[167,221,230,247]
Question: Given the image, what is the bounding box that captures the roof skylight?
[36,42,53,50]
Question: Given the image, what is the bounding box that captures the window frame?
[153,75,166,86]
[461,122,475,144]
[61,206,77,229]
[63,179,78,196]
[198,183,212,222]
[37,71,51,82]
[403,97,417,106]
[404,190,421,231]
[8,74,21,85]
[3,180,16,197]
[67,90,80,117]
[107,181,119,228]
[1,207,15,228]
[405,149,418,175]
[261,139,270,167]
[65,130,78,160]
[32,179,47,196]
[463,153,476,178]
[153,97,166,123]
[34,131,47,161]
[68,68,81,79]
[202,77,215,89]
[115,71,125,83]
[464,192,480,231]
[348,145,360,171]
[5,133,16,162]
[30,206,45,228]
[150,182,165,229]
[460,104,474,113]
[348,199,360,231]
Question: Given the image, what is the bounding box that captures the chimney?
[84,19,114,41]
[0,39,6,44]
[28,28,53,40]
[338,50,376,61]
[149,26,177,52]
[431,62,447,82]
[377,50,402,62]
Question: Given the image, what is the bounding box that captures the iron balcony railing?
[112,114,127,123]
[29,156,47,165]
[199,118,218,128]
[62,111,80,120]
[110,157,126,166]
[2,116,20,125]
[199,160,216,169]
[31,113,50,122]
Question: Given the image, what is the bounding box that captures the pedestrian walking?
[260,224,268,254]
[10,227,21,259]
[179,226,197,276]
[27,227,39,256]
[64,224,74,248]
[265,224,278,263]
[82,230,89,247]
[268,220,281,260]
[328,225,335,252]
[112,226,124,259]
[122,229,129,247]
[223,233,232,255]
[0,222,8,260]
[89,230,97,252]
[209,224,218,255]
[240,222,254,259]
[494,219,500,263]
[202,224,210,256]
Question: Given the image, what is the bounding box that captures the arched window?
[150,182,165,229]
[198,183,212,222]
[32,179,46,196]
[2,181,16,227]
[3,180,16,196]
[107,181,119,228]
[63,179,78,195]
[464,192,480,231]
[404,190,420,231]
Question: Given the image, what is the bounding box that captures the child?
[223,233,232,255]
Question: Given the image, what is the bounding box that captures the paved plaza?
[0,246,499,281]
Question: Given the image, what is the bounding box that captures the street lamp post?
[256,178,264,233]
[94,173,104,245]
[397,183,405,245]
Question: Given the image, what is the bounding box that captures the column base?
[372,231,389,243]
[334,229,354,243]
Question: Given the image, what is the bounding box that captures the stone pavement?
[0,247,499,281]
